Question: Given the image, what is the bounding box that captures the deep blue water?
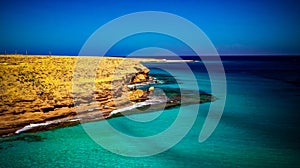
[1,57,300,167]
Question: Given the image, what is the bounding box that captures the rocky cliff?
[0,55,152,136]
[0,55,215,137]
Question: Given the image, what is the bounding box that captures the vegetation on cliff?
[0,55,215,136]
[0,55,151,136]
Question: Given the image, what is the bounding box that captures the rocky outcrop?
[0,55,152,136]
[131,68,150,84]
[0,55,215,137]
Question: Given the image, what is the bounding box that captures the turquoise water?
[1,60,300,167]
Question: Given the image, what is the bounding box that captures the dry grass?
[0,55,146,106]
[0,55,151,135]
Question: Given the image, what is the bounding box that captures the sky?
[0,0,300,56]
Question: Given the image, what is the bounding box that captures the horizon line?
[0,53,299,57]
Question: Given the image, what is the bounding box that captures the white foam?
[15,121,53,134]
[127,82,150,89]
[108,98,166,117]
[15,97,166,134]
[15,118,80,134]
[69,118,80,122]
[127,78,163,89]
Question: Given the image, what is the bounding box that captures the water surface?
[1,56,299,167]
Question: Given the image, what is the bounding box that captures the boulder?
[133,73,147,83]
[128,89,146,101]
[148,86,154,92]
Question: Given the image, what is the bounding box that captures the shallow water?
[1,57,299,167]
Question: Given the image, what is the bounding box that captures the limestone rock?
[128,89,146,101]
[0,55,152,136]
[132,73,148,83]
[142,68,150,74]
[148,86,154,92]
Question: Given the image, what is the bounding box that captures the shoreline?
[10,91,215,137]
[0,55,212,137]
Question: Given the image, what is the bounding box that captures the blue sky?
[0,0,299,56]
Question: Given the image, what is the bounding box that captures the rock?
[40,106,55,112]
[142,68,150,74]
[148,86,154,92]
[0,55,153,136]
[105,101,115,107]
[128,89,146,101]
[132,73,147,83]
[0,55,215,137]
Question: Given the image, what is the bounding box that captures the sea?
[0,56,299,167]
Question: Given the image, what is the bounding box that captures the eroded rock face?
[0,55,215,137]
[0,55,152,136]
[128,89,147,102]
[131,71,149,83]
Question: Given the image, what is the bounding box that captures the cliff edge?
[0,55,152,136]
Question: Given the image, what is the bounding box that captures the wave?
[127,78,164,89]
[15,96,167,134]
[15,97,165,134]
[127,82,151,89]
[15,122,54,134]
[108,97,166,117]
[15,118,81,134]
